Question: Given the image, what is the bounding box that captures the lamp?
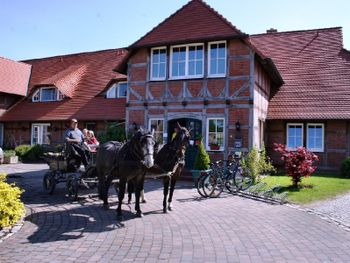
[235,121,241,131]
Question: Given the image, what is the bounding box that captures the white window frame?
[286,123,304,150]
[31,123,50,145]
[117,82,127,98]
[169,43,204,80]
[148,118,164,144]
[208,41,227,78]
[306,123,324,152]
[206,117,225,152]
[32,87,63,102]
[106,82,127,98]
[150,47,167,81]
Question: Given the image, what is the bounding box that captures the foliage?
[262,173,350,204]
[241,146,276,184]
[4,150,16,158]
[15,144,44,162]
[274,143,319,187]
[340,157,350,178]
[194,140,210,170]
[97,122,126,144]
[0,173,25,229]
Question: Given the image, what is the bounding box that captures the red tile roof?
[0,49,128,122]
[251,27,350,120]
[0,56,31,96]
[130,0,246,48]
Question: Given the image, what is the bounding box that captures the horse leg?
[98,174,110,210]
[117,179,126,217]
[127,182,133,204]
[168,176,177,211]
[141,189,146,203]
[163,178,170,213]
[134,180,144,217]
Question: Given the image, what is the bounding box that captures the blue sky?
[1,0,349,61]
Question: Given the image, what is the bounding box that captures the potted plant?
[191,140,211,186]
[4,150,18,164]
[209,143,220,151]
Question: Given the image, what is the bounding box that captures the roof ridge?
[251,26,342,37]
[129,0,246,48]
[22,47,127,63]
[196,0,246,36]
[0,56,32,68]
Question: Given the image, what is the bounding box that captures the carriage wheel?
[66,176,79,201]
[43,171,56,195]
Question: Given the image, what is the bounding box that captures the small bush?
[4,150,16,158]
[194,140,210,170]
[0,173,25,229]
[97,122,126,144]
[15,144,44,162]
[274,143,319,187]
[341,157,350,178]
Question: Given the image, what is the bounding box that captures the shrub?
[97,122,126,144]
[15,144,44,162]
[241,146,276,184]
[274,143,319,187]
[0,173,25,229]
[341,157,350,178]
[194,140,210,170]
[4,150,16,158]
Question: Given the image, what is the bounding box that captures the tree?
[194,140,210,170]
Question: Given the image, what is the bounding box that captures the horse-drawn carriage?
[42,145,99,201]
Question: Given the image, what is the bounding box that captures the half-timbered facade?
[120,0,282,168]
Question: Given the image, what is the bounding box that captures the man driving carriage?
[64,119,90,170]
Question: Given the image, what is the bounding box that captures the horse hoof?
[136,211,143,218]
[163,208,168,214]
[103,204,109,210]
[141,199,147,203]
[168,206,173,211]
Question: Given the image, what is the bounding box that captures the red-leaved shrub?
[274,143,319,186]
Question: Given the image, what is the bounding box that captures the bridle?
[130,133,155,165]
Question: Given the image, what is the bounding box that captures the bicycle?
[198,154,253,198]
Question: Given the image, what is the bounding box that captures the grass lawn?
[261,174,350,204]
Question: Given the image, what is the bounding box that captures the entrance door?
[0,123,3,147]
[168,118,202,169]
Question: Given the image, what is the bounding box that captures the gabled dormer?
[31,86,64,102]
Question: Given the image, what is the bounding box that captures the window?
[31,123,50,145]
[170,44,204,79]
[208,41,226,76]
[151,47,167,80]
[207,118,225,151]
[149,118,164,144]
[106,82,127,98]
[286,123,303,149]
[307,124,324,152]
[31,87,63,102]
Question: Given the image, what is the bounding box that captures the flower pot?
[4,156,18,164]
[210,145,220,151]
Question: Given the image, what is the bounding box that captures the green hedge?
[341,157,350,178]
[0,173,25,229]
[15,144,44,162]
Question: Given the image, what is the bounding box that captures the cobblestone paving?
[1,164,350,262]
[306,192,350,227]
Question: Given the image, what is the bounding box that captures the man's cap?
[71,118,78,123]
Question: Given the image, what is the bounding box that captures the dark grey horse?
[149,123,191,213]
[96,129,155,217]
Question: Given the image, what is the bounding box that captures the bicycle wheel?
[202,172,224,198]
[225,171,238,194]
[43,171,56,194]
[196,173,208,198]
[66,175,79,201]
[234,168,253,191]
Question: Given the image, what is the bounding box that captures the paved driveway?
[1,164,350,262]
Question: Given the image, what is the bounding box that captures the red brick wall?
[267,120,349,171]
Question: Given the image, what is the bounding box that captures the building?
[0,49,127,148]
[1,0,350,170]
[0,56,31,147]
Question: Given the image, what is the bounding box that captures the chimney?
[266,28,278,33]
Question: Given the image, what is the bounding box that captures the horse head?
[172,122,191,158]
[131,129,156,168]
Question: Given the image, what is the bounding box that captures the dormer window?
[32,87,64,102]
[106,82,127,98]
